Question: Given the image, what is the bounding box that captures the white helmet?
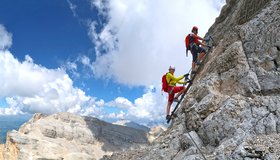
[169,65,175,70]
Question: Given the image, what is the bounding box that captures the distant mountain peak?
[0,112,149,160]
[113,119,150,132]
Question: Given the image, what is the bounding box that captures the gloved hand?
[184,73,189,78]
[204,38,210,42]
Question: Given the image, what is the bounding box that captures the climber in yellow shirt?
[165,65,188,120]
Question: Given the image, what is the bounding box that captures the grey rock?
[1,112,148,160]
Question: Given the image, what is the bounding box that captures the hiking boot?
[173,97,180,102]
[196,61,202,65]
[166,115,171,120]
[172,113,177,118]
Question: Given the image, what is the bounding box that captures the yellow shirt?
[166,73,185,86]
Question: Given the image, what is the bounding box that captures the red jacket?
[185,33,201,47]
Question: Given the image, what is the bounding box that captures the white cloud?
[0,98,23,115]
[0,24,12,50]
[107,97,133,109]
[106,111,126,119]
[0,49,105,115]
[211,0,226,11]
[128,86,167,121]
[89,0,225,86]
[66,0,78,17]
[106,86,167,121]
[1,51,61,97]
[95,99,105,107]
[80,55,91,66]
[63,61,80,78]
[67,99,104,117]
[91,0,109,16]
[0,24,104,116]
[0,107,23,115]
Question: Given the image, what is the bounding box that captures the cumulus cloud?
[0,98,24,115]
[106,86,167,121]
[63,61,80,78]
[0,49,106,115]
[0,25,12,50]
[0,25,104,116]
[107,97,133,109]
[106,111,126,119]
[1,50,64,97]
[88,0,225,86]
[130,87,168,121]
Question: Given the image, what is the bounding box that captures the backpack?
[185,34,195,50]
[162,73,169,92]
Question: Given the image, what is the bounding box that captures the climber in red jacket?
[185,26,209,74]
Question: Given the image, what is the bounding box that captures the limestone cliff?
[0,144,4,160]
[103,0,280,159]
[1,112,148,160]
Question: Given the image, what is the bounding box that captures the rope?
[186,131,207,160]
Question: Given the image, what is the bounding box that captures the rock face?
[0,144,4,160]
[113,120,166,143]
[147,125,167,143]
[1,112,148,160]
[103,0,280,159]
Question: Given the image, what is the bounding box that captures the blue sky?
[0,0,225,125]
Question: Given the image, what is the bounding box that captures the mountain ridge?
[113,119,150,132]
[0,112,149,160]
